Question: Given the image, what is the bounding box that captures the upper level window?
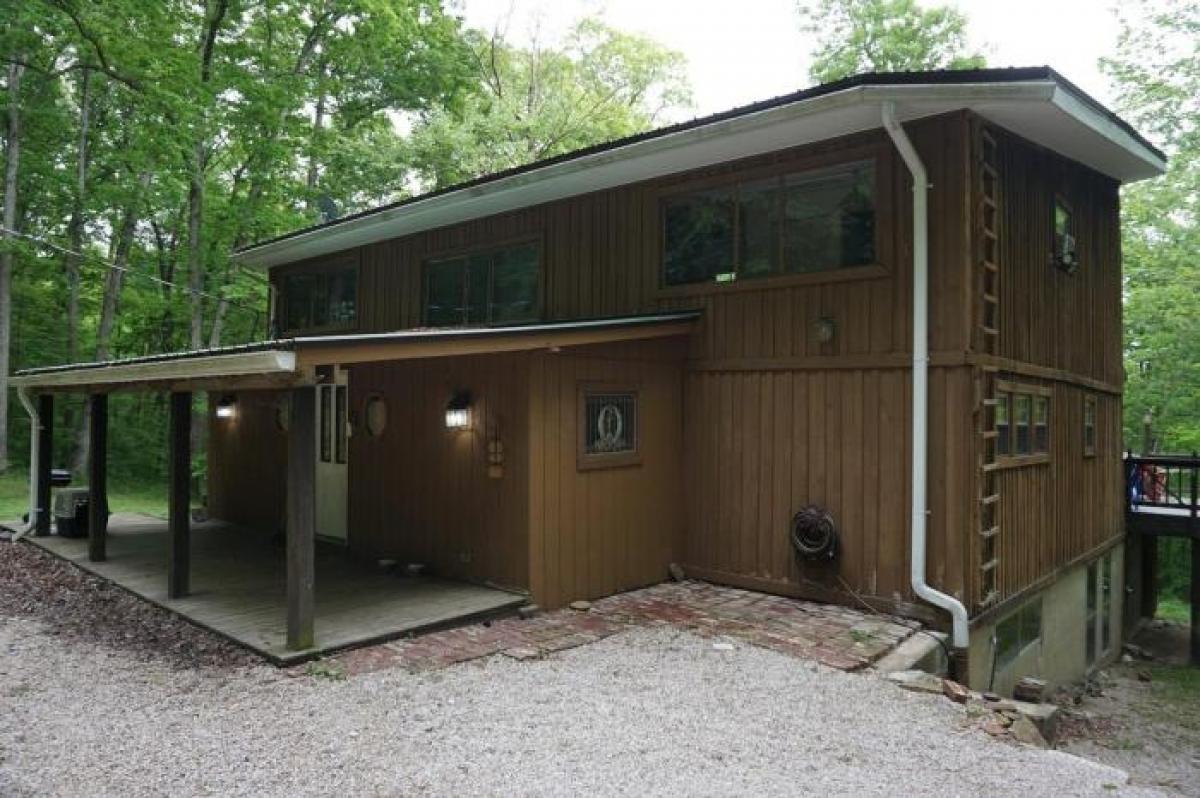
[1052,197,1077,273]
[662,160,876,287]
[424,242,539,326]
[281,262,357,332]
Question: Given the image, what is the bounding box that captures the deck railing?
[1126,452,1200,517]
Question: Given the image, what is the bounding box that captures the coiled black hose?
[790,505,838,561]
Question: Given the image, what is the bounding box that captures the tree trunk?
[186,140,205,350]
[71,172,149,474]
[186,0,231,353]
[0,62,25,473]
[64,68,92,366]
[62,69,93,448]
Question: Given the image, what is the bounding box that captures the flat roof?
[12,312,701,392]
[233,67,1166,270]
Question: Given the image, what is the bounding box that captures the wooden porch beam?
[286,386,316,651]
[87,394,108,562]
[168,392,191,599]
[34,394,53,536]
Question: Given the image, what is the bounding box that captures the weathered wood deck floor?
[31,513,526,664]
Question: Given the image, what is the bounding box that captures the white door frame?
[314,367,349,543]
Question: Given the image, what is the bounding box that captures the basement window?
[996,598,1043,669]
[662,159,876,286]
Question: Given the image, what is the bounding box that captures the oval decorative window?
[364,394,388,437]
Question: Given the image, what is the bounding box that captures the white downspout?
[881,102,970,654]
[12,386,40,541]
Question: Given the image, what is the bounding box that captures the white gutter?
[12,387,39,541]
[10,349,298,391]
[881,101,970,652]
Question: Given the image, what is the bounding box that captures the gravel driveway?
[0,615,1160,797]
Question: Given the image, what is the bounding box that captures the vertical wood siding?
[528,339,687,608]
[207,390,287,532]
[966,121,1124,611]
[346,353,531,592]
[247,108,1124,622]
[260,113,980,615]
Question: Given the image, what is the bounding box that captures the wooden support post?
[286,387,316,651]
[34,394,53,536]
[87,393,108,562]
[168,392,192,599]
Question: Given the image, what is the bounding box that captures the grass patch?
[1136,663,1200,733]
[305,658,347,681]
[1156,597,1191,625]
[0,470,168,523]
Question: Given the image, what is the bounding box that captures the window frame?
[995,597,1043,670]
[275,254,361,335]
[654,144,892,298]
[577,382,642,471]
[1083,395,1098,457]
[421,236,543,327]
[994,380,1052,468]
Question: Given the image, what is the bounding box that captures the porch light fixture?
[445,391,472,430]
[215,395,237,420]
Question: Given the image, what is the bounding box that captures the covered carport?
[10,341,526,663]
[9,312,698,662]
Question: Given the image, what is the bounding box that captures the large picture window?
[424,242,539,326]
[282,263,357,332]
[662,160,876,287]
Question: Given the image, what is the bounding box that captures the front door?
[315,368,349,542]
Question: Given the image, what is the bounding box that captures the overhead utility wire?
[0,225,268,318]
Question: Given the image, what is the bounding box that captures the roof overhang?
[292,312,699,368]
[11,313,700,393]
[233,74,1166,271]
[11,349,300,393]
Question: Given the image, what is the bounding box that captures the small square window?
[578,388,640,469]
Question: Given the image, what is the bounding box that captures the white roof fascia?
[11,350,297,390]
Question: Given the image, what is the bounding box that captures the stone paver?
[330,580,920,676]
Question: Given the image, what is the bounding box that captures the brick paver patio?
[329,581,921,676]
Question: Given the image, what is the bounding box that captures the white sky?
[456,0,1125,117]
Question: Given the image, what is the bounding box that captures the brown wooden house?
[13,68,1165,688]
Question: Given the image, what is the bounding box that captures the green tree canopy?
[799,0,986,84]
[1102,0,1199,453]
[406,19,692,189]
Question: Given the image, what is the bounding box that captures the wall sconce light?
[445,391,472,430]
[215,395,237,420]
[814,317,836,344]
